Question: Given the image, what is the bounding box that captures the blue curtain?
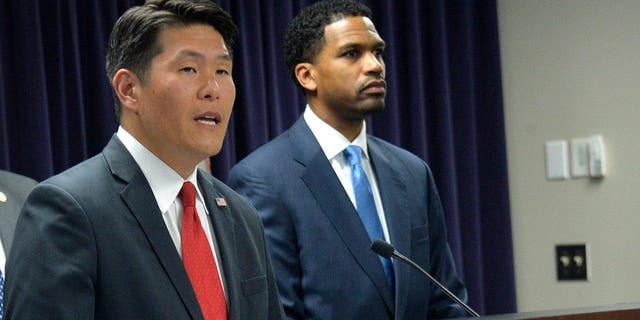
[0,0,515,315]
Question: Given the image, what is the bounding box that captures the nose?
[364,52,384,76]
[200,75,220,100]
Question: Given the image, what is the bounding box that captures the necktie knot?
[345,145,366,184]
[344,145,363,167]
[179,182,196,208]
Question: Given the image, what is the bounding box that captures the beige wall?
[497,0,640,312]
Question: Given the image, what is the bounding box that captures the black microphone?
[371,240,480,318]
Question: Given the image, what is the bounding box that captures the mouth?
[195,111,222,126]
[361,80,387,95]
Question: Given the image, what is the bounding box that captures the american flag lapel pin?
[215,197,227,207]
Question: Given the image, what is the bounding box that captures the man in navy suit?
[4,1,283,319]
[228,1,469,319]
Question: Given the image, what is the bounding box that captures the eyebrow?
[175,49,232,62]
[339,39,386,51]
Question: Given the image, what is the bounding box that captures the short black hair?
[284,0,372,88]
[106,0,238,119]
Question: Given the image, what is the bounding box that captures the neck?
[307,104,364,141]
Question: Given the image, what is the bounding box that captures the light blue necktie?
[1,269,4,320]
[343,145,395,295]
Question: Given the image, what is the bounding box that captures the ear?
[112,69,140,112]
[294,63,317,92]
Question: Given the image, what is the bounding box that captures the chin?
[360,101,385,116]
[204,134,226,155]
[198,143,223,158]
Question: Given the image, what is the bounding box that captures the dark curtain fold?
[0,0,515,315]
[0,0,135,179]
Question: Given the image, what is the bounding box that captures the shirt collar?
[303,105,369,160]
[116,126,200,213]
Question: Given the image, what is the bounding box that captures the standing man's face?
[301,16,386,133]
[117,24,235,177]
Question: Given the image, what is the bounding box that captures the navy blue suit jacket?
[4,136,284,320]
[228,117,468,319]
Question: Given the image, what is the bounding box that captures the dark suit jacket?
[0,170,37,256]
[4,136,284,320]
[228,117,468,320]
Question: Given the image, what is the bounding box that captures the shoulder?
[0,170,37,193]
[367,136,440,194]
[368,136,428,170]
[229,130,302,182]
[232,117,314,171]
[21,154,117,215]
[239,132,292,166]
[43,154,110,193]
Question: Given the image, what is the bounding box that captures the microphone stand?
[371,240,480,318]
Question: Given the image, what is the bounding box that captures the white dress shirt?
[303,106,391,242]
[116,127,226,293]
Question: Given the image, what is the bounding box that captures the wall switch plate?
[556,244,589,281]
[545,140,569,180]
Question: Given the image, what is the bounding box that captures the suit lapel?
[103,136,203,320]
[291,119,394,312]
[368,139,412,317]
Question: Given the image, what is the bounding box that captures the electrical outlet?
[556,244,589,281]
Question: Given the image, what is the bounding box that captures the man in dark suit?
[228,1,469,319]
[0,170,37,260]
[4,1,283,319]
[0,170,37,318]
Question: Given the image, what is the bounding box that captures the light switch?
[545,140,569,180]
[589,135,605,178]
[571,138,590,178]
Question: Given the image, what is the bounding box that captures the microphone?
[371,240,480,318]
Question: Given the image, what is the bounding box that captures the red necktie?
[179,181,227,320]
